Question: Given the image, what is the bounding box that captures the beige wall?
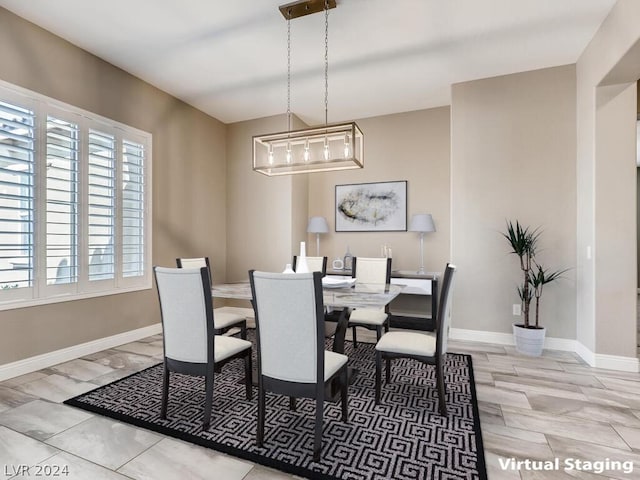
[307,108,451,272]
[0,8,228,364]
[594,83,637,356]
[451,65,577,338]
[576,0,640,359]
[291,174,310,258]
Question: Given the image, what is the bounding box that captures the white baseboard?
[575,341,639,372]
[593,352,639,372]
[0,323,162,382]
[450,327,639,372]
[449,328,515,346]
[573,341,596,366]
[542,336,578,352]
[449,328,576,352]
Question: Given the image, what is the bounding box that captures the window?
[0,81,152,309]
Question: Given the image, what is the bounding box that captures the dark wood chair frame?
[292,255,328,276]
[374,263,456,416]
[154,266,253,431]
[176,257,247,340]
[349,256,392,348]
[249,270,348,462]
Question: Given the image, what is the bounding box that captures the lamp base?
[417,266,426,275]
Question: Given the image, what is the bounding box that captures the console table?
[327,269,439,332]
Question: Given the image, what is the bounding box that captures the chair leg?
[376,325,392,384]
[289,396,297,411]
[386,357,391,384]
[436,359,447,416]
[340,367,348,423]
[351,326,358,348]
[384,318,390,360]
[375,351,382,404]
[203,371,214,430]
[257,386,265,447]
[313,396,323,462]
[160,364,169,419]
[244,351,253,400]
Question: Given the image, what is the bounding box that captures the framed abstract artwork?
[335,180,407,232]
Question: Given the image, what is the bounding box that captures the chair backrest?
[250,271,325,384]
[176,257,211,283]
[293,256,327,275]
[352,257,392,284]
[436,264,456,357]
[154,266,214,365]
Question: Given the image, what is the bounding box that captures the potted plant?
[502,220,566,356]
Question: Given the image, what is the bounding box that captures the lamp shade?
[409,214,436,233]
[307,216,329,233]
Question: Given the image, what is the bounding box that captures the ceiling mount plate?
[279,0,337,20]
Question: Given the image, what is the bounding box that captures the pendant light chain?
[286,12,292,132]
[324,0,329,126]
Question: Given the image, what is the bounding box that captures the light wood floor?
[1,330,639,479]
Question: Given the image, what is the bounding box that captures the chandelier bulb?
[303,138,310,162]
[268,144,274,165]
[323,137,330,161]
[343,133,350,158]
[286,142,292,164]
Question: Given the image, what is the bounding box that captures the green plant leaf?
[502,220,540,258]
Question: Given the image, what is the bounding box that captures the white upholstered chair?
[375,263,456,416]
[348,257,392,347]
[249,270,348,462]
[292,255,327,275]
[176,257,249,338]
[154,266,252,430]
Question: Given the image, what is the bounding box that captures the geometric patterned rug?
[65,335,487,480]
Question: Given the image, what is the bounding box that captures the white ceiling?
[0,0,617,125]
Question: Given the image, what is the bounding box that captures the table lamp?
[307,216,329,256]
[409,214,435,274]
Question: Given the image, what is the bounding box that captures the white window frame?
[0,80,152,311]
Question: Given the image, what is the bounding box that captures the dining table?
[212,279,404,401]
[211,280,404,355]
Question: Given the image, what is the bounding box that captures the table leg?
[332,308,349,354]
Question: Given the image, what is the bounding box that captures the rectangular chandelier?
[253,122,363,176]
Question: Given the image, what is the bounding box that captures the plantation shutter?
[122,140,145,278]
[45,116,79,285]
[0,100,35,289]
[87,129,115,281]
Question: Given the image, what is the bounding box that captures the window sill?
[0,282,152,312]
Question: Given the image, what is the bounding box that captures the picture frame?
[335,180,407,232]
